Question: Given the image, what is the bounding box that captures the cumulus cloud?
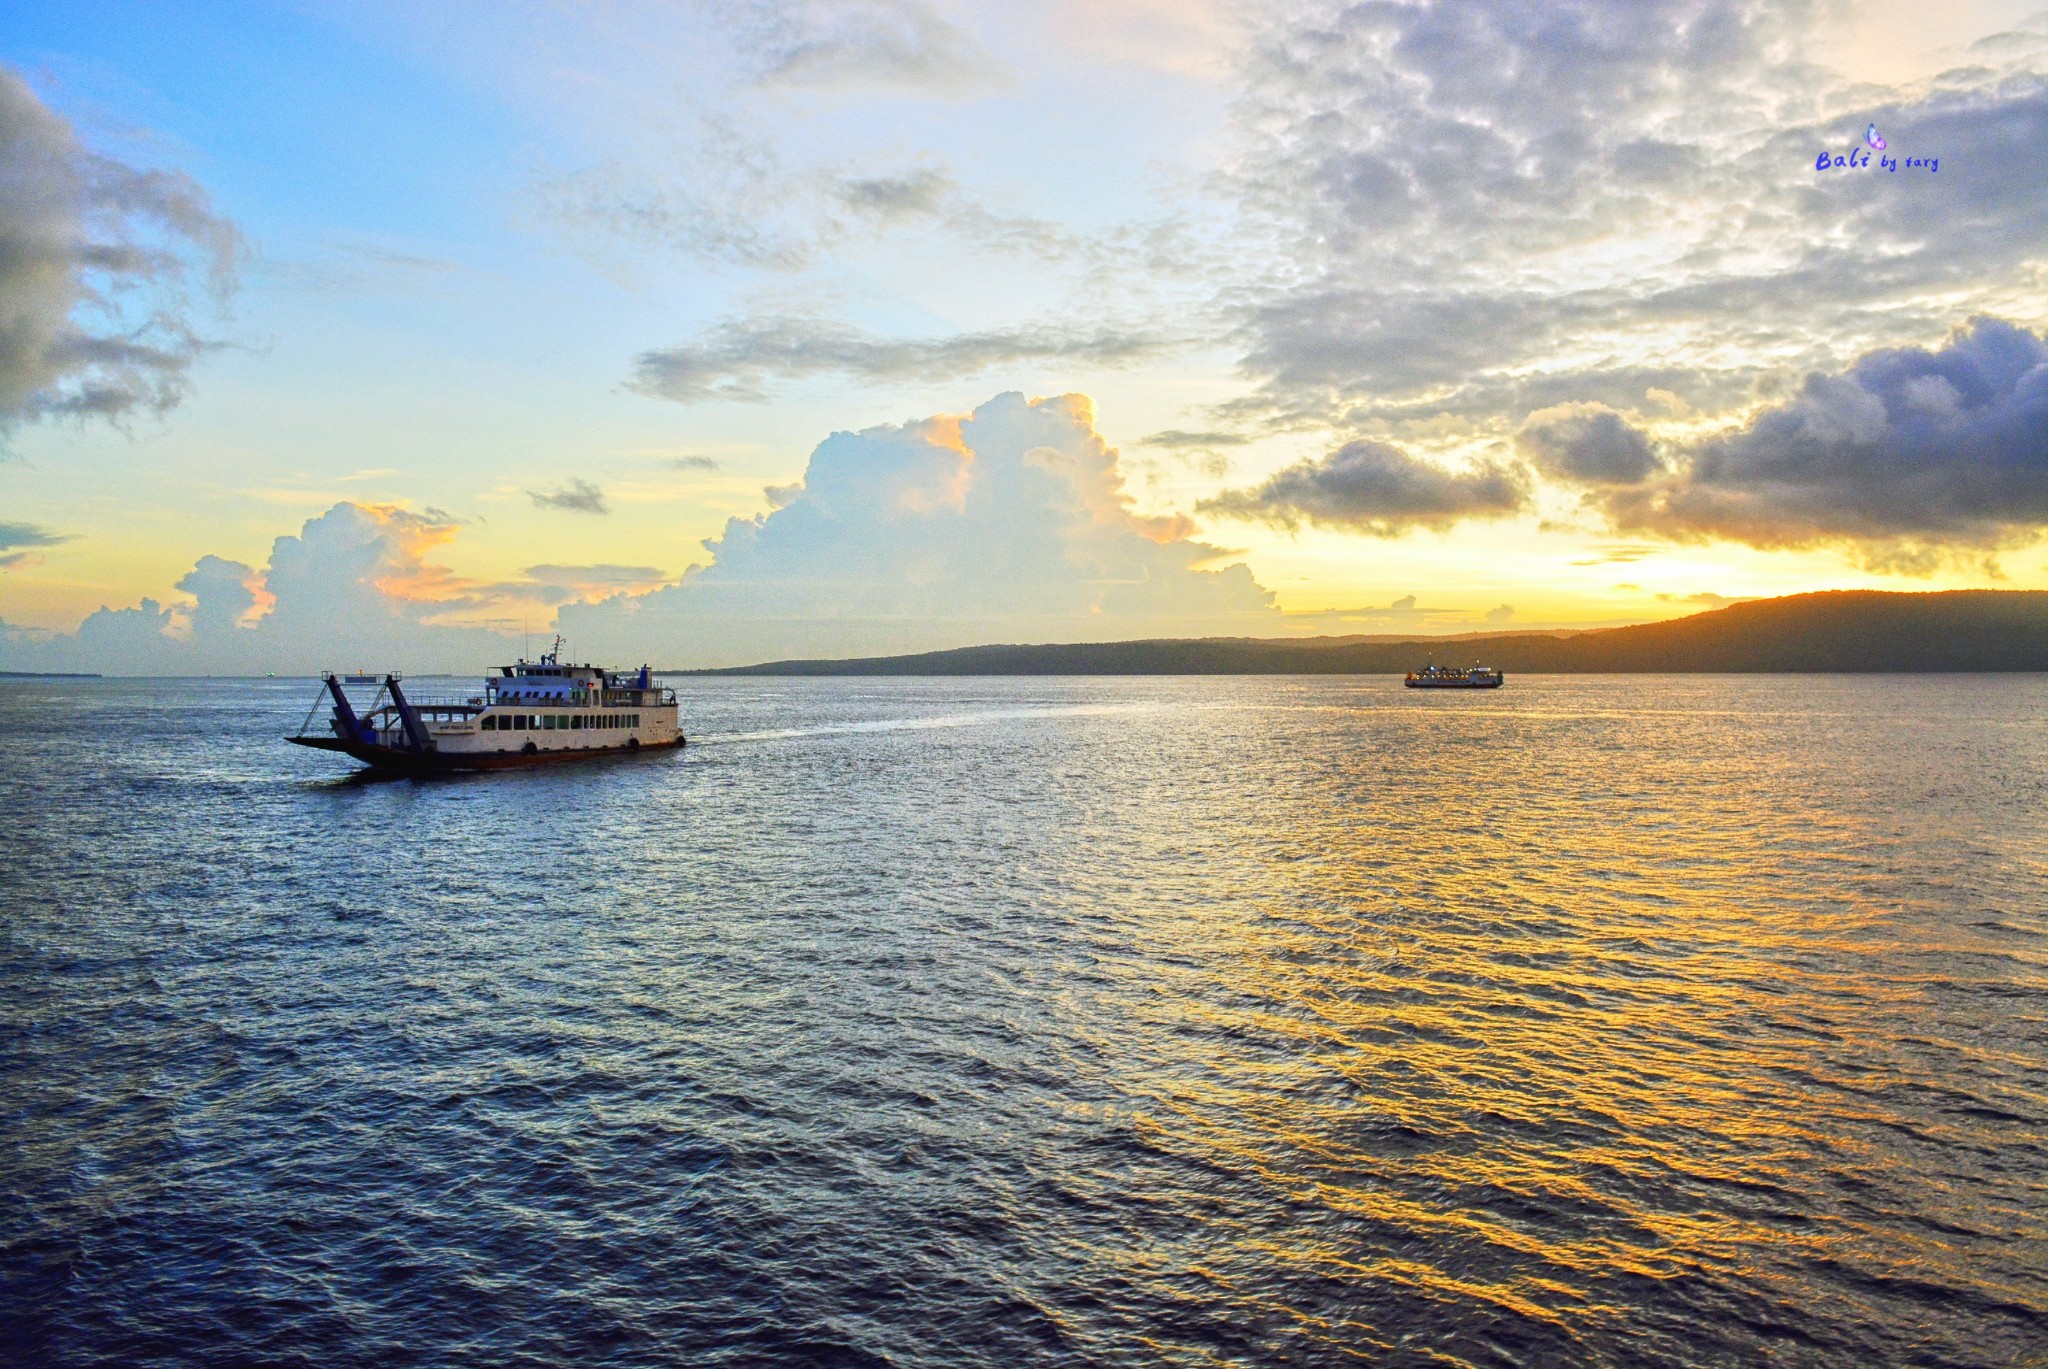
[562,391,1277,665]
[1516,404,1660,484]
[529,478,611,514]
[1197,440,1528,535]
[0,504,552,675]
[1606,317,2048,564]
[629,315,1170,403]
[1485,603,1516,623]
[173,554,264,636]
[5,398,1278,672]
[0,66,238,435]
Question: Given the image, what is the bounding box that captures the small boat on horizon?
[288,640,684,773]
[1405,664,1505,689]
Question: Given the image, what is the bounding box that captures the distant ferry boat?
[289,642,684,773]
[1405,664,1505,689]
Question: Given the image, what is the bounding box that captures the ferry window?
[557,714,568,728]
[482,716,495,731]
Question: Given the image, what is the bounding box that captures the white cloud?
[0,504,518,675]
[1220,1,2048,434]
[562,391,1277,665]
[0,65,239,435]
[4,395,1278,673]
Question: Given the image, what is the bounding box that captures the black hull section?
[1404,679,1505,689]
[288,735,685,774]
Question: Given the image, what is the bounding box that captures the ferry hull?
[1404,676,1504,689]
[288,734,685,774]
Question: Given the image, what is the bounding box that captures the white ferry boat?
[288,642,684,773]
[1404,664,1505,689]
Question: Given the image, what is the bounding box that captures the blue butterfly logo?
[1866,123,1887,151]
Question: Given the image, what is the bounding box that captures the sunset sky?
[3,1,2046,669]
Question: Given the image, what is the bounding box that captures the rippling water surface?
[3,674,2045,1366]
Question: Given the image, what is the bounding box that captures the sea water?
[2,675,2043,1366]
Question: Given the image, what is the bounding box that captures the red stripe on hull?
[287,735,685,773]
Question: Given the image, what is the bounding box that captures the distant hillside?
[683,590,2048,675]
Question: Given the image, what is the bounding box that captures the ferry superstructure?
[288,645,684,772]
[1404,664,1505,689]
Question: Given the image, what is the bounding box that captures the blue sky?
[4,1,2047,669]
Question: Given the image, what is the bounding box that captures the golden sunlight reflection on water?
[1022,676,2046,1361]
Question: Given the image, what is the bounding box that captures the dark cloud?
[1198,439,1529,535]
[832,167,954,219]
[666,454,721,471]
[0,66,239,435]
[1139,429,1252,448]
[1516,404,1660,484]
[528,479,611,514]
[0,521,72,551]
[630,315,1171,403]
[1607,317,2048,558]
